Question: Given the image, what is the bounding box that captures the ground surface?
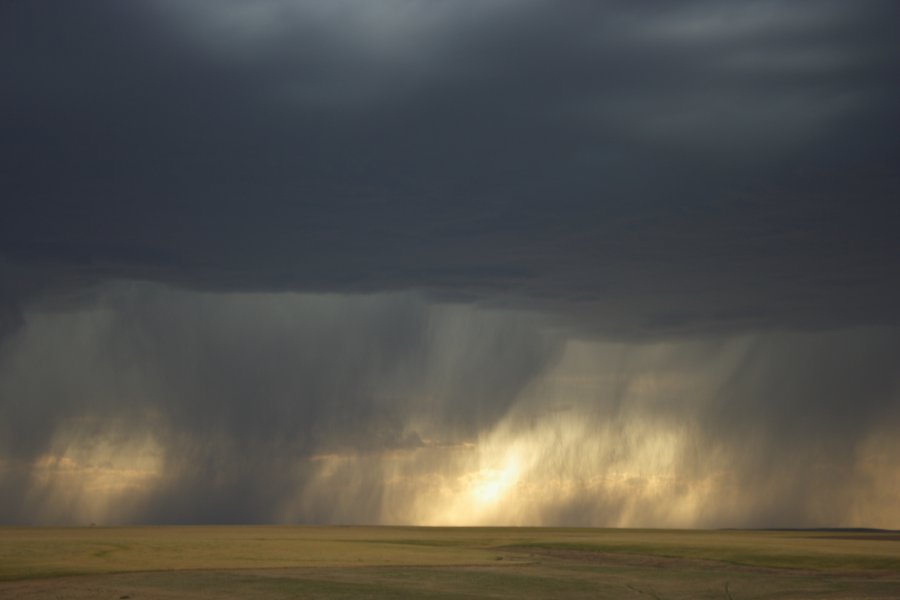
[1,526,898,599]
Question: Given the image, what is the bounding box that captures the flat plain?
[1,526,898,599]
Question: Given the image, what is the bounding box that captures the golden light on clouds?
[298,337,900,529]
[3,315,898,529]
[19,424,164,525]
[467,456,521,506]
[372,410,708,527]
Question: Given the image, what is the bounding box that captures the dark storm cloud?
[1,2,899,528]
[2,0,899,335]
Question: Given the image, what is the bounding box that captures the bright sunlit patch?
[25,423,164,525]
[281,335,900,529]
[467,456,521,505]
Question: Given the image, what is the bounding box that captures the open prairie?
[1,526,898,599]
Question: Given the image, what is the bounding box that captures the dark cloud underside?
[2,0,899,335]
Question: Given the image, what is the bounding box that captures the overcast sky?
[1,1,899,527]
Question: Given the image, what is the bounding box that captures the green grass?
[505,529,900,571]
[1,526,898,599]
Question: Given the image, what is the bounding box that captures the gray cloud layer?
[2,0,899,335]
[1,2,899,527]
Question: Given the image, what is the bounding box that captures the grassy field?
[1,526,898,598]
